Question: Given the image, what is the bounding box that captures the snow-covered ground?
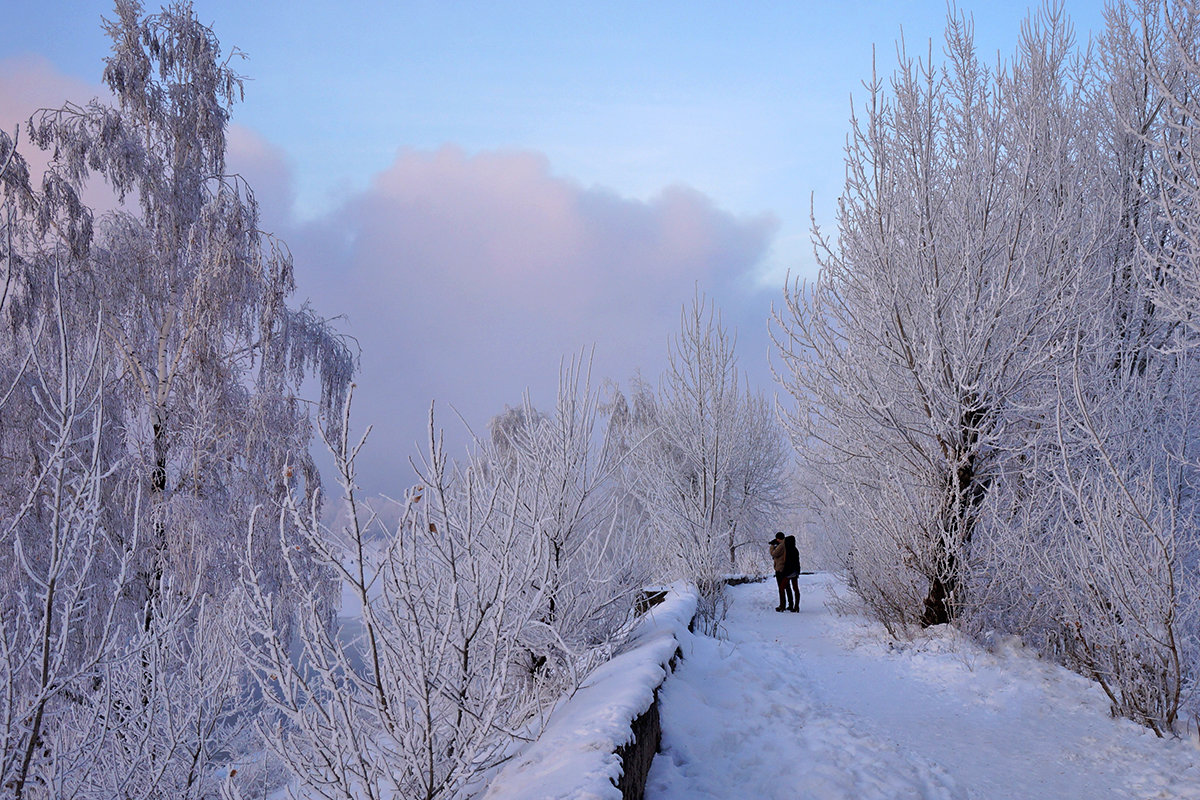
[646,574,1200,800]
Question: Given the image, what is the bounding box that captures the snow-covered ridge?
[483,584,699,800]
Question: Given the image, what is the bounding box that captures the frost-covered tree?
[621,292,790,631]
[1,2,353,794]
[778,2,1200,733]
[23,0,353,618]
[975,325,1200,736]
[487,351,650,684]
[1132,0,1200,340]
[773,8,1095,628]
[241,398,555,800]
[962,0,1200,736]
[988,0,1200,735]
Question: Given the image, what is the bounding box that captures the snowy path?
[645,574,1200,800]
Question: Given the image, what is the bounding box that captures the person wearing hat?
[768,532,792,612]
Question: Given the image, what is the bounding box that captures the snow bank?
[483,584,699,800]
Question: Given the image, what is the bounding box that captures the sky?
[0,1,1110,494]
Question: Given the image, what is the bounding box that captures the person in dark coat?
[768,532,793,612]
[783,534,801,612]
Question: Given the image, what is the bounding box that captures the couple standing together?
[769,532,801,612]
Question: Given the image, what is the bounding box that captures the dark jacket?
[783,535,800,576]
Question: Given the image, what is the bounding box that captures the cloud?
[226,124,296,232]
[0,56,120,213]
[0,55,97,131]
[291,145,778,493]
[1,56,295,231]
[3,57,781,497]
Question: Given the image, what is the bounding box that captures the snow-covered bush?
[486,351,652,688]
[241,401,530,800]
[240,381,657,799]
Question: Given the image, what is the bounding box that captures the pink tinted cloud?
[330,146,773,321]
[0,56,97,131]
[294,145,777,490]
[225,124,296,232]
[0,56,120,213]
[1,57,294,229]
[2,57,779,494]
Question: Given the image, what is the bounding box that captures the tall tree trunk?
[922,407,988,626]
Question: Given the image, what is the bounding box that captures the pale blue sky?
[1,1,1110,281]
[0,1,1112,487]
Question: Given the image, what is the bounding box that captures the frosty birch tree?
[1,2,353,794]
[0,282,125,800]
[26,0,354,621]
[0,273,251,799]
